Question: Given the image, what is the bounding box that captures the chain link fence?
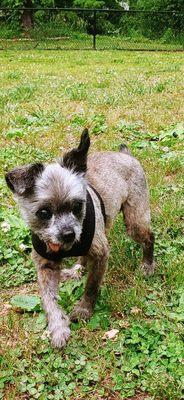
[0,8,184,51]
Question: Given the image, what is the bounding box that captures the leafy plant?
[11,295,41,312]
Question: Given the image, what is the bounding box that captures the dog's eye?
[73,201,83,215]
[36,208,52,220]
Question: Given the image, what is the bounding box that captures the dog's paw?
[50,324,71,348]
[70,299,93,322]
[140,261,155,277]
[48,317,70,348]
[60,264,83,282]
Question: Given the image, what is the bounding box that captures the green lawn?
[1,35,183,51]
[0,50,184,400]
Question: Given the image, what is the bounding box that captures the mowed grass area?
[1,36,183,51]
[0,50,184,400]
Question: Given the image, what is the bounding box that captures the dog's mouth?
[47,229,77,253]
[48,240,75,252]
[48,242,61,252]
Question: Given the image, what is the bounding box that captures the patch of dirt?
[3,384,29,400]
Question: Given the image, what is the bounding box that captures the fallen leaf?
[119,320,130,329]
[102,329,119,340]
[130,307,142,315]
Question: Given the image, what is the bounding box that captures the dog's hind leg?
[122,195,155,276]
[70,239,109,321]
[32,250,70,348]
[60,256,87,282]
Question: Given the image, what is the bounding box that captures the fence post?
[93,10,97,50]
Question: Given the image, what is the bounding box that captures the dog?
[5,129,154,348]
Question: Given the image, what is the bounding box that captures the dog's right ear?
[5,163,44,197]
[62,128,90,173]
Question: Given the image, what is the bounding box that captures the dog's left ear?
[5,163,44,197]
[62,128,90,173]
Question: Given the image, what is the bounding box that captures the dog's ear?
[5,163,44,196]
[62,128,90,173]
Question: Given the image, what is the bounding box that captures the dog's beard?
[18,198,86,253]
[37,220,83,252]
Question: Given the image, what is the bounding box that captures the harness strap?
[89,185,106,225]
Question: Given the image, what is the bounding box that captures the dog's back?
[86,150,149,224]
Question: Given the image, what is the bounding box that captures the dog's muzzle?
[57,229,75,244]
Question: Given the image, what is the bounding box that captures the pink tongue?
[48,242,61,252]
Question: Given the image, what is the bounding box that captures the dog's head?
[5,129,90,252]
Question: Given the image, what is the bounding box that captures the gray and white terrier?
[5,129,154,348]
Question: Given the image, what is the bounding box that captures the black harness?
[32,187,106,262]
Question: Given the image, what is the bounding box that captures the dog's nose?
[60,230,75,243]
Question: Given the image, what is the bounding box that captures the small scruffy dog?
[5,129,154,348]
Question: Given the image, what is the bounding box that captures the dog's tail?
[119,144,131,155]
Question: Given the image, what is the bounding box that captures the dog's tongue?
[48,242,61,252]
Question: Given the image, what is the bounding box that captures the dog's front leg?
[71,241,109,321]
[32,251,70,348]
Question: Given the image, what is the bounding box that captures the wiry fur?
[6,129,155,348]
[13,163,87,250]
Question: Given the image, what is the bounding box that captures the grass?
[0,33,184,51]
[0,50,184,399]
